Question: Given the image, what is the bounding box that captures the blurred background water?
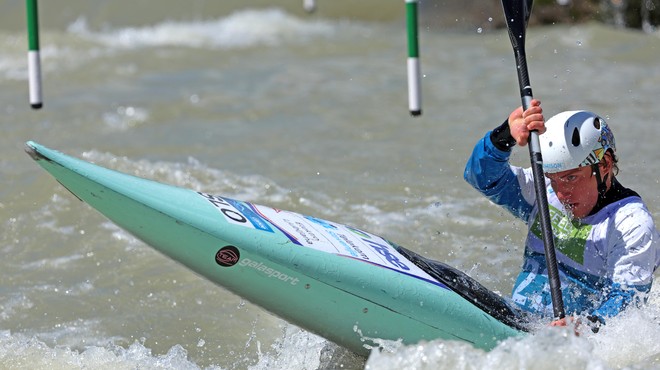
[2,0,660,369]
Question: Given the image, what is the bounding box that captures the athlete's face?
[545,156,613,219]
[545,166,600,219]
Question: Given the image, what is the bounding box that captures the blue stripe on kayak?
[223,198,275,233]
[341,255,449,290]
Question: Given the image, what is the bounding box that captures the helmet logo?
[593,117,601,129]
[571,127,581,147]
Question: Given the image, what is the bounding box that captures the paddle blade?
[502,0,534,47]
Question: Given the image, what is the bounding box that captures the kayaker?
[464,99,660,330]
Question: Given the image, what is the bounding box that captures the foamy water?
[2,3,660,369]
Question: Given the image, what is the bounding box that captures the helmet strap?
[591,164,609,199]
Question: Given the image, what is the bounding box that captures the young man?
[464,99,660,329]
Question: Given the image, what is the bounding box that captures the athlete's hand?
[508,99,546,146]
[549,316,580,336]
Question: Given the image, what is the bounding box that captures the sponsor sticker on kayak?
[198,192,273,232]
[199,192,433,280]
[261,208,441,281]
[198,193,435,280]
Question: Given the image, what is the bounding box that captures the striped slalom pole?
[26,0,43,109]
[406,0,421,116]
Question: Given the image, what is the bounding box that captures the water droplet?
[477,27,483,34]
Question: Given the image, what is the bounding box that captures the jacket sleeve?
[463,131,536,222]
[591,203,660,321]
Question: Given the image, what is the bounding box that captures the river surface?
[2,1,660,369]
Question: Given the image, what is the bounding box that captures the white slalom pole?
[303,0,316,13]
[26,0,43,109]
[406,0,421,116]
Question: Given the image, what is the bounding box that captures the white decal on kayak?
[198,192,251,227]
[239,258,300,286]
[282,218,319,245]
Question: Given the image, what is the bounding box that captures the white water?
[2,2,660,369]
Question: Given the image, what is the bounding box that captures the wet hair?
[606,149,619,176]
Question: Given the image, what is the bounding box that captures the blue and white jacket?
[464,128,660,322]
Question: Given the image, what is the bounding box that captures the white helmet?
[539,110,616,173]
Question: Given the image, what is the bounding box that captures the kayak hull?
[26,141,522,355]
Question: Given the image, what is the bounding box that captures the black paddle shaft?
[502,0,565,320]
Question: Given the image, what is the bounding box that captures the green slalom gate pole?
[406,0,421,116]
[26,0,43,109]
